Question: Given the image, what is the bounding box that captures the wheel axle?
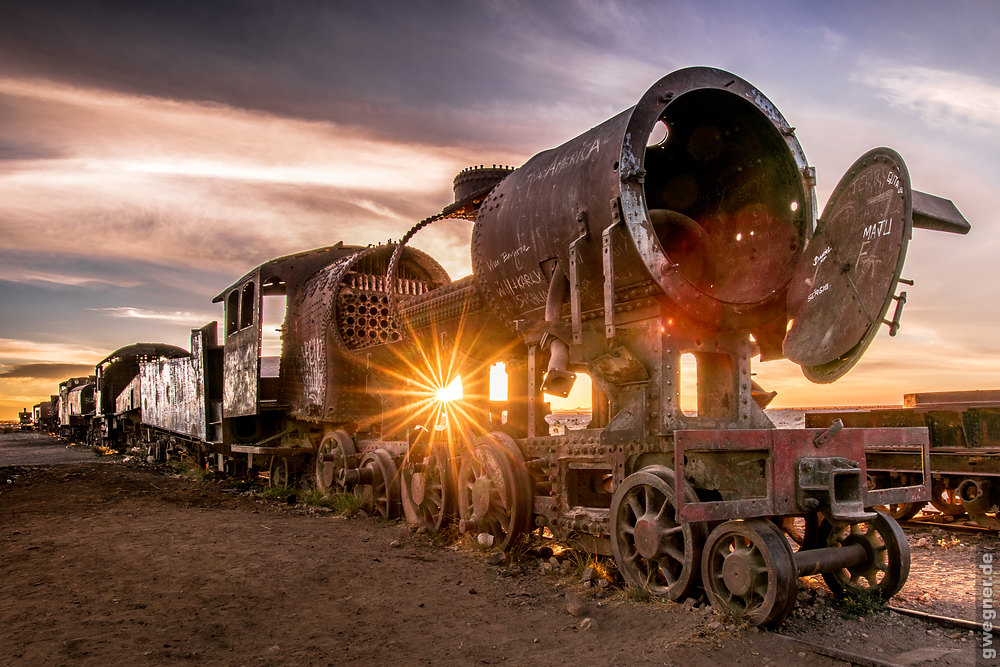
[794,543,868,577]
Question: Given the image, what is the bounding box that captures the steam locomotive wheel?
[357,449,400,518]
[457,441,532,551]
[401,443,454,531]
[315,430,355,494]
[701,519,799,627]
[268,456,293,489]
[609,466,706,601]
[817,509,910,600]
[930,480,966,517]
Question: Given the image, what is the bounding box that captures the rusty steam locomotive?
[42,67,974,626]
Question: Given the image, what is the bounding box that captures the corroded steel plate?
[783,148,912,382]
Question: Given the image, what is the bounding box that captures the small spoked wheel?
[401,442,455,532]
[315,430,355,494]
[357,449,400,518]
[609,466,706,602]
[268,456,294,489]
[701,519,799,627]
[817,509,910,599]
[456,439,532,551]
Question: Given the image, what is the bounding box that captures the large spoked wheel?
[315,430,355,494]
[357,449,400,518]
[401,441,455,531]
[701,518,799,627]
[817,509,910,600]
[268,455,294,489]
[457,440,532,551]
[609,466,706,602]
[930,479,966,517]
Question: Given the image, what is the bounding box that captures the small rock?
[477,533,495,548]
[724,624,736,632]
[416,526,428,535]
[566,593,589,618]
[469,588,477,595]
[707,621,723,632]
[915,536,932,549]
[560,559,573,573]
[797,652,806,659]
[579,617,597,631]
[548,556,560,569]
[583,580,592,589]
[596,578,610,589]
[486,552,506,566]
[541,561,554,575]
[389,539,402,548]
[581,566,596,583]
[357,509,369,518]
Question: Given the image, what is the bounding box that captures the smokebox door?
[783,148,913,383]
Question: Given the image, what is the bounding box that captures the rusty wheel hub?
[633,517,663,559]
[410,472,427,506]
[721,550,754,597]
[471,476,493,517]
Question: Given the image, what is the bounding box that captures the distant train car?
[32,396,57,433]
[134,324,223,462]
[17,408,32,430]
[806,390,1000,530]
[58,376,96,441]
[92,343,188,451]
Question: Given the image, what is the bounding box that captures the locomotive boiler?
[78,66,972,627]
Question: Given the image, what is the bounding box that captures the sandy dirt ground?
[0,432,991,666]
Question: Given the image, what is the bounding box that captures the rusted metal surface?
[94,343,188,417]
[673,427,930,523]
[784,149,911,382]
[807,394,1000,529]
[472,67,814,337]
[140,324,218,441]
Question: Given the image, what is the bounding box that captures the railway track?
[901,513,1000,535]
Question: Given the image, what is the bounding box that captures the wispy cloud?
[89,306,211,325]
[855,65,1000,134]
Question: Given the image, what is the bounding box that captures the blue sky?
[1,0,998,417]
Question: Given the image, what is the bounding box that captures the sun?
[434,376,463,403]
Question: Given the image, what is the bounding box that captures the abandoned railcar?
[63,67,974,626]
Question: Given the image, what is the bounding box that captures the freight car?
[806,390,1000,530]
[32,396,57,433]
[91,343,189,453]
[57,376,96,442]
[53,67,973,627]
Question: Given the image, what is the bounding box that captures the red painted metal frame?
[673,427,930,523]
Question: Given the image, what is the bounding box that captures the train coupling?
[796,456,876,524]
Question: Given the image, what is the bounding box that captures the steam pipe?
[540,266,576,398]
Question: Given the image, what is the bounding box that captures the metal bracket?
[883,291,907,336]
[603,198,623,339]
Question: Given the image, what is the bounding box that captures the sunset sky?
[1,0,998,420]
